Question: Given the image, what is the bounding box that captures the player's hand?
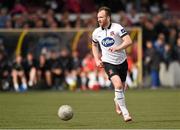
[108,47,117,52]
[95,60,104,68]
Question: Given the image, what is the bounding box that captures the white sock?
[14,83,19,91]
[114,89,129,117]
[22,83,27,90]
[28,80,33,87]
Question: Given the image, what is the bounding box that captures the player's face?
[97,10,109,28]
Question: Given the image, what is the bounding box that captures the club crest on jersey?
[101,37,115,47]
[109,69,113,75]
[110,31,115,36]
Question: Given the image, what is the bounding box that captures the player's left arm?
[109,34,132,52]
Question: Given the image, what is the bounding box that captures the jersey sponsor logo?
[101,37,115,47]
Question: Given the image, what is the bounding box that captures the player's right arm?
[92,42,103,68]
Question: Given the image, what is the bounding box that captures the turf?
[0,89,180,129]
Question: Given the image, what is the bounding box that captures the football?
[57,105,73,121]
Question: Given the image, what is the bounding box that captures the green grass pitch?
[0,89,180,129]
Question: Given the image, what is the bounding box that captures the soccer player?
[91,6,133,122]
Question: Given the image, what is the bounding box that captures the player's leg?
[19,71,28,91]
[28,67,37,87]
[114,97,122,115]
[103,62,132,121]
[114,81,129,115]
[111,75,132,122]
[45,70,52,87]
[11,70,19,91]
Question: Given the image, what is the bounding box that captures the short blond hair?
[98,6,111,17]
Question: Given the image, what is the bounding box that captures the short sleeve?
[92,30,98,43]
[117,25,128,38]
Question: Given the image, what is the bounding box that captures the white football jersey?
[92,23,128,65]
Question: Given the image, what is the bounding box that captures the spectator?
[59,11,71,28]
[144,41,161,89]
[71,50,82,90]
[11,55,28,92]
[0,51,11,91]
[153,14,165,35]
[24,52,37,87]
[80,52,98,90]
[154,33,165,58]
[10,1,27,15]
[163,44,175,69]
[80,0,96,13]
[118,11,132,27]
[126,54,138,88]
[45,0,59,11]
[174,37,180,63]
[49,51,64,90]
[84,11,97,28]
[59,47,74,90]
[0,8,11,28]
[12,14,25,28]
[5,19,13,28]
[35,18,44,28]
[168,28,177,46]
[127,8,140,25]
[73,13,85,28]
[44,9,58,28]
[66,0,81,13]
[142,18,157,49]
[36,54,52,88]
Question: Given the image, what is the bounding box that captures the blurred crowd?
[0,0,179,29]
[0,0,180,91]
